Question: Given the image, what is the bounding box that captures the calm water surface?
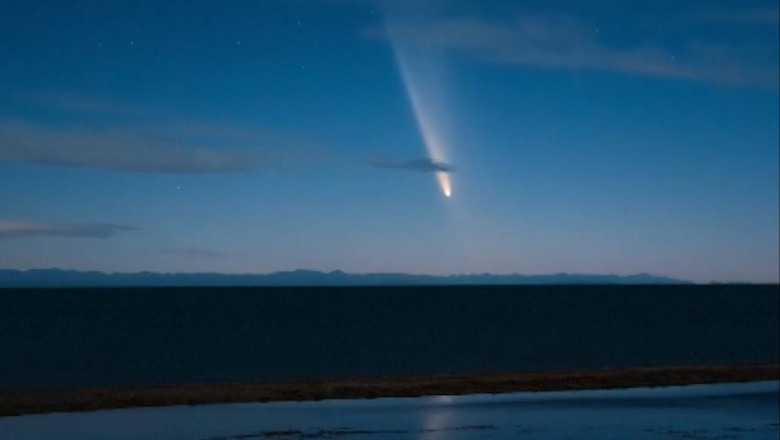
[1,381,778,440]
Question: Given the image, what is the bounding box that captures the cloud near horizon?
[158,247,227,259]
[373,9,779,89]
[370,157,455,173]
[0,220,136,239]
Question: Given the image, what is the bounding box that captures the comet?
[384,12,454,199]
[440,175,452,197]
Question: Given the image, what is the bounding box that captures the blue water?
[0,285,777,390]
[2,381,778,439]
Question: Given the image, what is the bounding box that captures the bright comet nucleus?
[439,174,452,197]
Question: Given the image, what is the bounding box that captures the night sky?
[1,0,777,283]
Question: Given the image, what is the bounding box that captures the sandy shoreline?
[1,363,777,417]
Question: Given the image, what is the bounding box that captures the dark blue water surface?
[0,284,777,390]
[2,382,779,439]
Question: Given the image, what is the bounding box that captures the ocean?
[0,284,777,391]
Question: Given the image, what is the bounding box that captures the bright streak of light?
[439,173,452,197]
[386,23,453,199]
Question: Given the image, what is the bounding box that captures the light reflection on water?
[1,381,778,440]
[419,396,455,440]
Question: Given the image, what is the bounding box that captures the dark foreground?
[1,363,777,417]
[1,285,778,391]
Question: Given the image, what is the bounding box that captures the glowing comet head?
[438,172,452,198]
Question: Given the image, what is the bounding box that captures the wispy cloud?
[1,93,325,174]
[370,157,454,172]
[374,11,779,89]
[698,7,780,26]
[158,247,227,259]
[18,92,148,116]
[0,119,319,174]
[0,220,136,239]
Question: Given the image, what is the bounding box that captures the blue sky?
[0,0,778,283]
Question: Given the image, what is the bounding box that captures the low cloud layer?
[370,157,454,173]
[19,91,148,116]
[0,121,274,174]
[0,220,136,239]
[158,247,227,259]
[1,93,322,174]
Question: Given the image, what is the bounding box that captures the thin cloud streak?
[1,93,327,174]
[370,157,455,173]
[158,248,227,259]
[698,7,780,26]
[0,220,136,239]
[0,120,317,174]
[18,92,149,116]
[371,13,779,89]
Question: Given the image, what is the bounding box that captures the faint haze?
[0,221,136,239]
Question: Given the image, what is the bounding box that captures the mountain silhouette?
[0,269,692,288]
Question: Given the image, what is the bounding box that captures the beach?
[1,363,777,417]
[2,379,778,440]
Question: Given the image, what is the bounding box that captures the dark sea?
[0,285,777,391]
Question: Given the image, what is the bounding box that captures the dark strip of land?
[1,363,777,417]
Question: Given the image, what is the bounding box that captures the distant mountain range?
[0,269,693,288]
